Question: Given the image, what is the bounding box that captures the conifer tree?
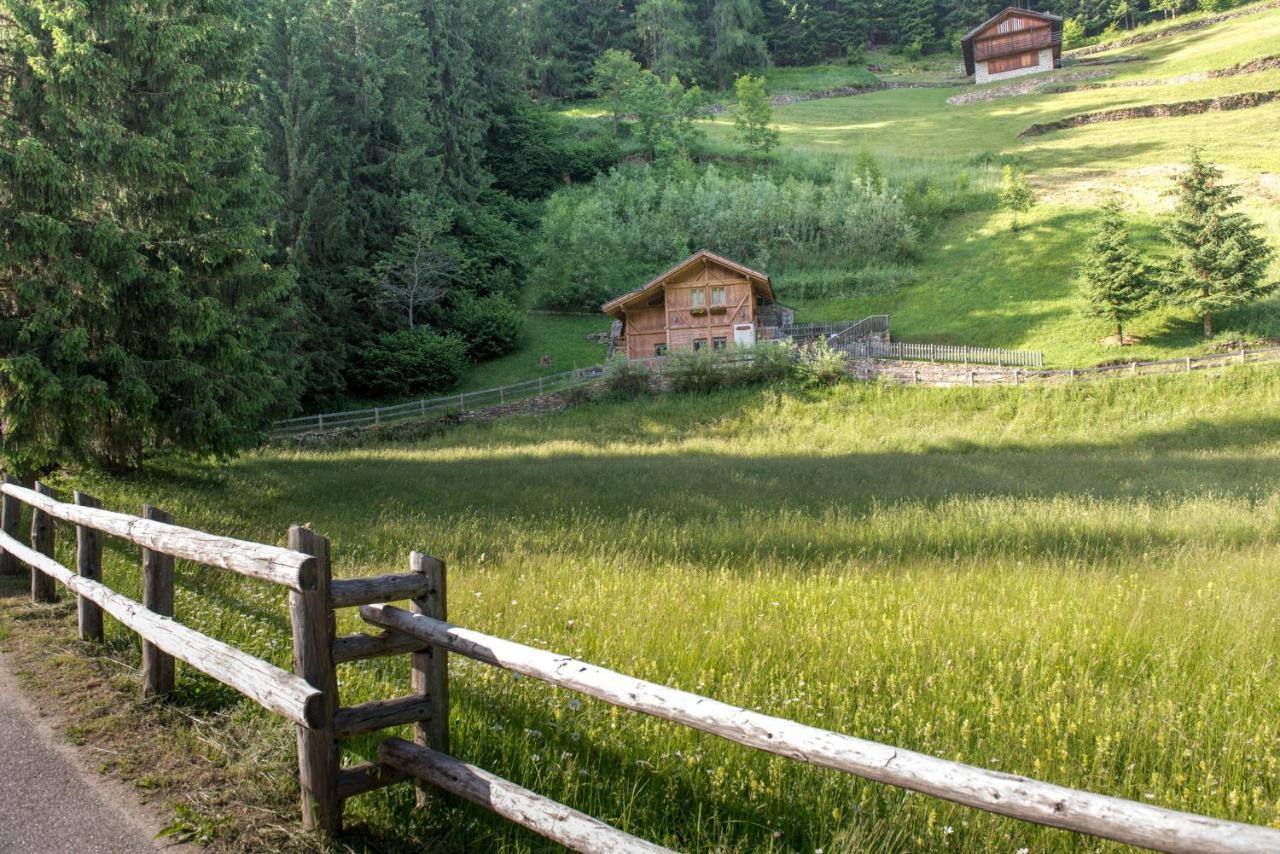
[1079,200,1152,344]
[0,0,299,473]
[635,0,702,82]
[1164,148,1276,339]
[707,0,768,87]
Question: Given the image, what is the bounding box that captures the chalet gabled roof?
[601,250,775,317]
[960,7,1064,76]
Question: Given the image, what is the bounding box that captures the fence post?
[458,393,466,413]
[289,526,340,834]
[1185,356,1192,373]
[75,492,104,643]
[1240,347,1248,365]
[410,552,449,806]
[30,482,57,603]
[142,505,175,697]
[318,414,325,431]
[1015,369,1022,385]
[1130,361,1137,376]
[1070,368,1076,381]
[968,370,976,386]
[374,407,381,425]
[0,473,23,577]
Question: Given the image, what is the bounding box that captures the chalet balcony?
[974,29,1057,62]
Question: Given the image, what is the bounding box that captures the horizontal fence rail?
[0,527,323,726]
[358,603,1280,854]
[273,366,606,435]
[841,339,1045,367]
[780,315,889,344]
[0,482,316,590]
[379,739,671,854]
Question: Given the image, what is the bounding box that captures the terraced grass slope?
[50,366,1280,851]
[694,3,1280,367]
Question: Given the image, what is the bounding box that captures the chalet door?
[734,323,756,348]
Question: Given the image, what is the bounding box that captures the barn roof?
[960,7,1063,76]
[601,250,775,318]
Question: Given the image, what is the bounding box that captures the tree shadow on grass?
[229,402,1280,572]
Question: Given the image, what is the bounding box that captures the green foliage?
[663,349,728,393]
[724,341,797,384]
[732,74,780,153]
[354,329,468,397]
[999,164,1036,231]
[1062,17,1087,49]
[795,339,849,387]
[1079,200,1153,343]
[0,0,299,473]
[534,165,918,311]
[604,358,654,399]
[626,71,713,161]
[708,0,769,86]
[1164,149,1276,339]
[447,294,525,361]
[592,49,644,132]
[635,0,702,82]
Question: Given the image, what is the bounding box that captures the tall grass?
[40,366,1280,851]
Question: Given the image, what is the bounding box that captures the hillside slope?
[54,366,1280,851]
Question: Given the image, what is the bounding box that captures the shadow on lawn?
[235,402,1280,569]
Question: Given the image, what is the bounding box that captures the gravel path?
[0,649,176,853]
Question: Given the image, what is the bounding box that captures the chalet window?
[689,289,706,307]
[712,337,727,351]
[654,343,668,356]
[710,287,726,305]
[693,338,708,352]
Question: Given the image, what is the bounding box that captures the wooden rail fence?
[3,482,1279,850]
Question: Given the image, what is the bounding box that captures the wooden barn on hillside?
[603,251,793,360]
[961,7,1063,84]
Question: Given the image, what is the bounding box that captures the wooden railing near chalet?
[3,477,1280,850]
[974,28,1057,62]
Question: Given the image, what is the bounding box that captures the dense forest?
[0,0,1255,472]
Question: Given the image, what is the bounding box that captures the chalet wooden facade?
[603,251,791,360]
[961,8,1063,84]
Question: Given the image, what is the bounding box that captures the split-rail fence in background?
[1,481,1277,853]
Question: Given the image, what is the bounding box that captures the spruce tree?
[707,0,768,87]
[1079,200,1151,344]
[1164,149,1276,339]
[0,0,299,473]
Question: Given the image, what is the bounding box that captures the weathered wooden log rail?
[5,478,1280,850]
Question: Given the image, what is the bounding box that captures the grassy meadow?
[476,1,1280,392]
[27,365,1280,850]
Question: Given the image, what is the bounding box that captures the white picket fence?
[840,339,1045,368]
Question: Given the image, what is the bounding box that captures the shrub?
[664,350,727,394]
[448,293,524,361]
[353,329,468,397]
[726,342,796,385]
[795,340,848,388]
[533,165,919,312]
[604,358,653,399]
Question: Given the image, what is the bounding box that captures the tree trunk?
[1203,311,1213,339]
[1117,322,1124,344]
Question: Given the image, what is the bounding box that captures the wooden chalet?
[603,250,792,360]
[961,7,1063,84]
